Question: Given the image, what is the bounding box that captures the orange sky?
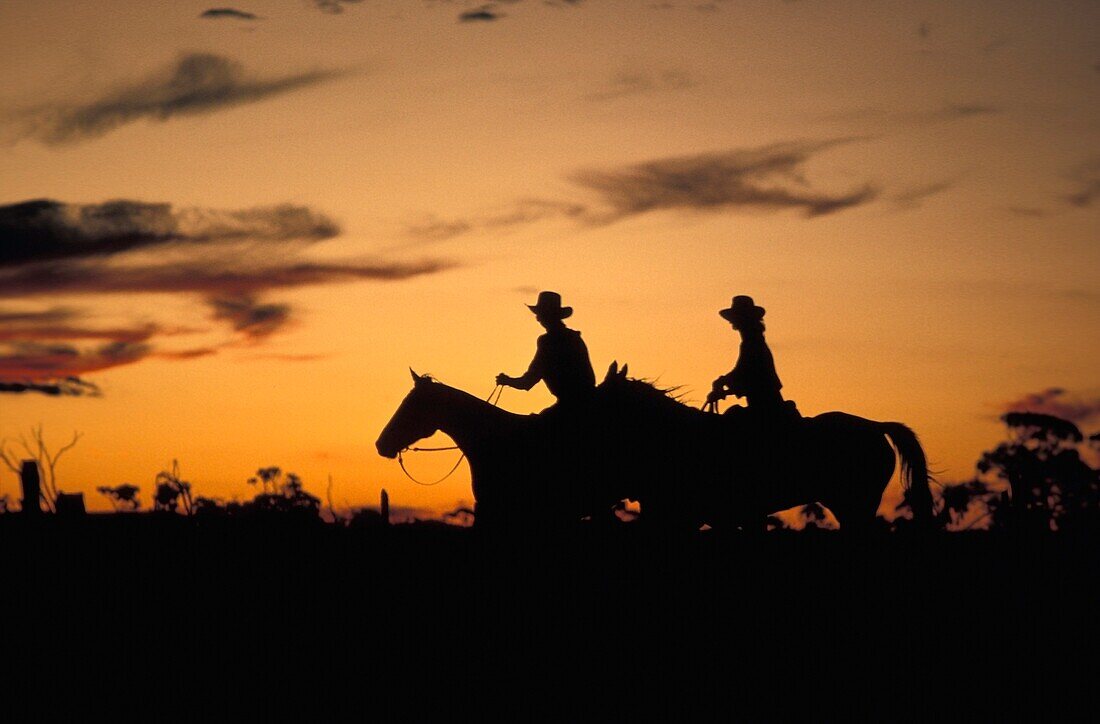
[1,0,1097,515]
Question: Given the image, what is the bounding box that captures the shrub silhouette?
[97,484,141,511]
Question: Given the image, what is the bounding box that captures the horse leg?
[825,438,896,534]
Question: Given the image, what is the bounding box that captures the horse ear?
[410,367,421,383]
[606,361,619,381]
[620,363,629,378]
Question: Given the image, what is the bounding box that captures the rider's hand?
[496,373,511,386]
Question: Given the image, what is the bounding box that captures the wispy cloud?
[407,138,876,240]
[0,257,455,299]
[10,53,345,145]
[0,340,151,381]
[407,199,587,242]
[890,179,958,210]
[585,69,694,101]
[312,0,364,13]
[0,377,101,397]
[1064,158,1100,208]
[208,295,292,341]
[459,5,505,22]
[1001,388,1100,426]
[200,8,259,20]
[1,199,339,267]
[572,138,876,221]
[0,195,455,391]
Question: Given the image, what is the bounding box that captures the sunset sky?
[1,0,1097,516]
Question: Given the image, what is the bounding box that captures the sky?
[1,0,1097,516]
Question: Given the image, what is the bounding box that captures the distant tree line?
[2,413,1097,531]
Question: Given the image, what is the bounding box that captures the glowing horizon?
[1,0,1097,515]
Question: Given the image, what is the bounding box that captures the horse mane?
[598,375,699,417]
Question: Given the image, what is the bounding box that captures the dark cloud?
[313,0,364,13]
[585,69,695,101]
[200,8,259,20]
[156,348,219,360]
[0,340,151,381]
[0,257,456,298]
[459,5,504,22]
[0,320,159,344]
[0,377,101,397]
[208,295,292,341]
[0,306,75,327]
[407,199,586,242]
[407,139,876,240]
[1064,159,1100,208]
[891,180,957,210]
[13,53,345,145]
[0,193,453,389]
[0,199,338,267]
[1002,388,1100,426]
[571,139,876,221]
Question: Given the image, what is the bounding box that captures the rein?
[397,383,503,487]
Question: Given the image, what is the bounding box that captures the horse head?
[375,368,442,458]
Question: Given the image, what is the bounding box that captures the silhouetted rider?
[497,291,596,408]
[707,295,794,417]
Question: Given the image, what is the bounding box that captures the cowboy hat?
[719,295,765,323]
[527,290,573,319]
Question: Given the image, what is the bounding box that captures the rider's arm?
[499,337,545,390]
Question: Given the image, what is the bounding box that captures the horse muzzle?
[375,438,399,459]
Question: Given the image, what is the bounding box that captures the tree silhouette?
[977,412,1099,532]
[97,484,141,511]
[153,460,193,515]
[246,467,321,517]
[0,425,82,513]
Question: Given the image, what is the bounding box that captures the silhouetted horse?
[376,369,632,531]
[596,363,933,532]
[376,365,933,532]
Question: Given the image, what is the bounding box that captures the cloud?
[200,8,259,20]
[208,295,292,341]
[1064,159,1100,208]
[407,199,587,242]
[1002,388,1100,426]
[890,180,957,210]
[0,319,159,344]
[585,69,695,101]
[0,199,339,267]
[0,340,151,381]
[0,257,456,298]
[12,53,345,145]
[570,139,876,221]
[0,193,453,390]
[313,0,364,13]
[406,139,876,241]
[0,377,101,397]
[459,5,504,22]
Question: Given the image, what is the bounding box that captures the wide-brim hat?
[528,290,573,319]
[719,295,765,323]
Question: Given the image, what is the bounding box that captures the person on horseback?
[497,291,596,409]
[707,295,797,420]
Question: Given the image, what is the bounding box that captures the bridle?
[396,383,504,487]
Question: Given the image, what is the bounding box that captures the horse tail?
[879,422,933,526]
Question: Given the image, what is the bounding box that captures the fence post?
[20,460,42,516]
